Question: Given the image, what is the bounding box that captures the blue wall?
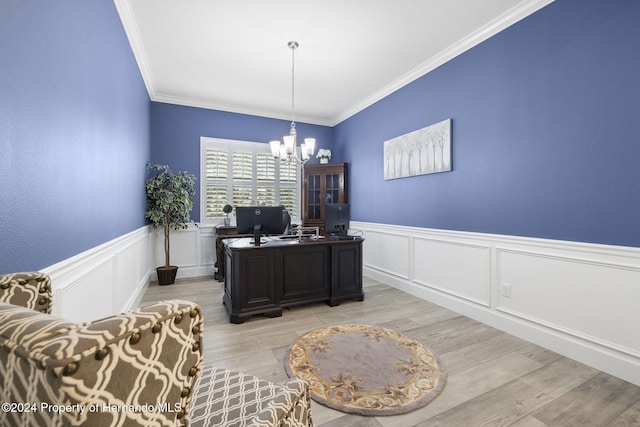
[3,0,637,275]
[335,0,640,248]
[0,0,150,272]
[150,102,334,222]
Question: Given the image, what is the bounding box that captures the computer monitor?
[324,203,350,236]
[236,206,285,235]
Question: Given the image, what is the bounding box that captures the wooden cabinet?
[329,241,363,306]
[224,245,280,322]
[279,244,330,305]
[302,163,348,233]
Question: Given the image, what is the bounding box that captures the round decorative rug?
[285,324,447,416]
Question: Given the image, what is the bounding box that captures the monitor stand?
[334,224,347,235]
[329,224,354,240]
[253,224,262,246]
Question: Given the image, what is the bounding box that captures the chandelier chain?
[290,42,296,128]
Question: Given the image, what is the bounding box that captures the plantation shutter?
[204,149,228,218]
[206,149,227,179]
[205,184,228,218]
[232,152,253,180]
[201,138,301,224]
[256,154,276,206]
[279,162,298,218]
[256,154,276,181]
[231,151,253,207]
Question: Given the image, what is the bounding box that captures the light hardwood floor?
[140,276,640,426]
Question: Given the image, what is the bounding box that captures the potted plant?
[145,163,196,285]
[223,204,233,225]
[316,148,332,164]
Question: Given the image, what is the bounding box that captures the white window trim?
[200,136,301,226]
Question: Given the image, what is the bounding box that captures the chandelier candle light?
[270,41,316,164]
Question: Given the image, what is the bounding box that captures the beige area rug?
[285,324,447,416]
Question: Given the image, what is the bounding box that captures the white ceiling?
[114,0,553,126]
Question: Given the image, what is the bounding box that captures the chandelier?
[269,41,315,164]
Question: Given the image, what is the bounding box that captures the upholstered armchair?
[0,272,203,427]
[189,365,314,427]
[0,272,313,427]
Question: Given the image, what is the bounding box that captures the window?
[200,137,300,224]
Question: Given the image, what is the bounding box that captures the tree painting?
[384,119,451,180]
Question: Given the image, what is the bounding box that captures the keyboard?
[329,234,358,240]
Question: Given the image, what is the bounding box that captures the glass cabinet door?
[325,174,340,206]
[307,174,321,220]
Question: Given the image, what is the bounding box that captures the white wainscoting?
[42,226,153,323]
[352,221,640,387]
[150,224,217,280]
[42,224,218,323]
[42,220,640,386]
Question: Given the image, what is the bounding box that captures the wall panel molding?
[413,236,491,307]
[351,221,640,387]
[43,226,152,322]
[496,247,640,359]
[361,229,411,280]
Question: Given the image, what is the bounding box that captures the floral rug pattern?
[285,324,447,416]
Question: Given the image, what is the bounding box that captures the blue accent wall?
[150,102,334,222]
[335,0,640,247]
[0,0,150,272]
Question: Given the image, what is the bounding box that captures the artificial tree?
[223,204,233,225]
[145,163,196,285]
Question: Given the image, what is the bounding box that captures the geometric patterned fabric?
[190,364,313,427]
[0,275,203,427]
[0,271,52,314]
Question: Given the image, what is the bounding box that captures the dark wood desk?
[214,225,251,282]
[223,236,364,323]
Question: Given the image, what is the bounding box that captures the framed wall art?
[384,118,452,180]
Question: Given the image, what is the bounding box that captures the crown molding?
[151,93,334,127]
[114,0,554,128]
[330,0,555,126]
[113,0,158,98]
